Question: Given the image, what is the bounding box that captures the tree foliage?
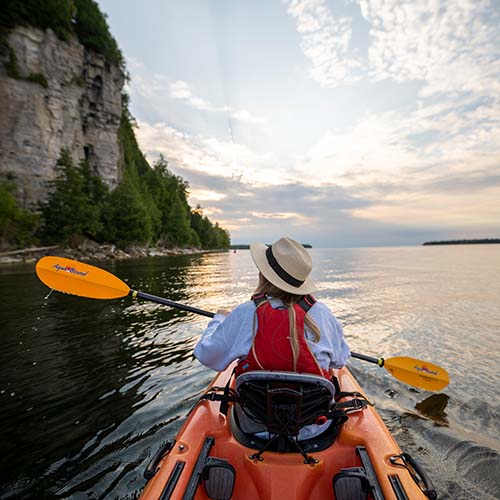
[73,0,124,68]
[0,179,38,249]
[1,0,124,68]
[39,150,107,245]
[191,205,230,249]
[102,176,153,247]
[33,106,231,251]
[0,0,75,41]
[115,106,229,250]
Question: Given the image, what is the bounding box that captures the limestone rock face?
[0,26,124,208]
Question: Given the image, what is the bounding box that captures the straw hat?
[250,237,317,295]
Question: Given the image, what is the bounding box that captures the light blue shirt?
[194,297,350,372]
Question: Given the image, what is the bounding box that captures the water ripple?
[1,246,499,498]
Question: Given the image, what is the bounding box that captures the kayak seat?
[231,371,345,460]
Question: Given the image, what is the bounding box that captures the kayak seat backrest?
[235,371,336,436]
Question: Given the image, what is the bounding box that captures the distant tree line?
[0,98,230,251]
[422,239,500,246]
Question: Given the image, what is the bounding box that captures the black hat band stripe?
[265,247,304,288]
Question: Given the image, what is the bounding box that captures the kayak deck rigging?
[140,364,437,500]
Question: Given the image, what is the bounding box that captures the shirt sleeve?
[306,301,350,369]
[194,301,255,371]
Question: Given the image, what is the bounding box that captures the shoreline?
[0,241,225,265]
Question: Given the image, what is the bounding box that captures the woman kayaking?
[194,236,350,391]
[34,251,443,499]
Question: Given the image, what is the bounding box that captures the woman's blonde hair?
[251,273,322,371]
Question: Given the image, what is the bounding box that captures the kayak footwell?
[139,365,437,500]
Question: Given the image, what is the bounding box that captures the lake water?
[0,246,499,499]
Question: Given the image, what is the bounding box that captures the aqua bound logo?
[414,364,438,376]
[52,263,89,276]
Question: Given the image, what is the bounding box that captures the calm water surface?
[0,246,499,499]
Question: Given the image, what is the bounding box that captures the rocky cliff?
[0,26,124,208]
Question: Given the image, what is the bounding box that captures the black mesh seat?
[233,371,337,460]
[236,371,336,434]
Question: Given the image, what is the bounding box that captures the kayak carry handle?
[390,453,437,500]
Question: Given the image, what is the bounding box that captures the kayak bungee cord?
[35,256,449,391]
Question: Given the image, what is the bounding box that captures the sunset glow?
[100,0,500,246]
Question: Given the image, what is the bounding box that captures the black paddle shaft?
[350,352,384,366]
[132,289,377,364]
[133,290,215,318]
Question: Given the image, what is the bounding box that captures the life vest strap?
[251,293,317,313]
[251,293,268,307]
[297,294,316,313]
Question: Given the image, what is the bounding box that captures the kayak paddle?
[35,256,450,391]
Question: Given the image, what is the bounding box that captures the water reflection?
[415,394,450,425]
[0,245,499,498]
[0,255,213,498]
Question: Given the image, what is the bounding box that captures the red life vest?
[235,295,329,378]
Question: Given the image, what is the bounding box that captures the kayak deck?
[140,365,435,500]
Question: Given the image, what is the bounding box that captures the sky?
[98,0,500,247]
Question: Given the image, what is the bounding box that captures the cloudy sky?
[99,0,500,247]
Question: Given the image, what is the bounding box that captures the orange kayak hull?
[140,365,432,500]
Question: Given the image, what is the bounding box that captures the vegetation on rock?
[1,0,124,69]
[34,100,230,250]
[39,150,107,245]
[0,179,39,249]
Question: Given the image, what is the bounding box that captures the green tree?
[39,150,105,244]
[0,0,75,40]
[103,176,153,248]
[213,222,230,249]
[73,0,124,68]
[190,205,229,249]
[189,227,201,248]
[1,0,123,69]
[149,155,195,247]
[164,176,193,246]
[0,179,38,249]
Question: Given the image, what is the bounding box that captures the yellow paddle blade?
[36,256,130,299]
[384,356,450,391]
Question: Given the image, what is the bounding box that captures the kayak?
[33,256,446,499]
[139,364,437,500]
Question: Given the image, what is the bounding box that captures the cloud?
[284,0,364,87]
[135,120,291,186]
[285,0,500,100]
[124,2,499,246]
[285,87,500,241]
[168,79,265,124]
[134,103,500,245]
[169,80,192,100]
[126,60,265,125]
[133,118,388,242]
[296,89,500,180]
[295,112,420,183]
[362,0,499,98]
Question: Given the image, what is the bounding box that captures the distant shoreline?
[0,242,225,265]
[422,239,500,246]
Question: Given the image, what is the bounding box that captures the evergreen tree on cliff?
[39,150,106,245]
